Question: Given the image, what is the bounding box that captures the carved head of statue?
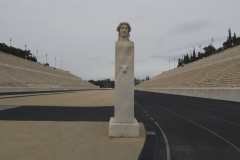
[116,22,131,41]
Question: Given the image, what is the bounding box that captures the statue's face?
[119,24,129,38]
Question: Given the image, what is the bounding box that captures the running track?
[135,90,240,160]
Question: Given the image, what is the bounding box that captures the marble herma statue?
[109,22,139,137]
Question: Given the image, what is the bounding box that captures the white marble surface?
[114,41,135,123]
[109,22,139,137]
[109,117,139,137]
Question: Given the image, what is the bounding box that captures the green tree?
[197,52,201,59]
[228,28,232,47]
[176,29,239,66]
[233,33,237,46]
[0,43,37,62]
[186,53,190,64]
[192,49,196,61]
[203,44,216,57]
[189,54,193,62]
[236,37,240,45]
[223,39,229,49]
[217,47,223,53]
[177,58,182,67]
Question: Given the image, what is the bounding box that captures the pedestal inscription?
[109,22,139,137]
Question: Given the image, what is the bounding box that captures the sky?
[1,0,240,80]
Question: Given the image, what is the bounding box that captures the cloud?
[0,21,12,28]
[135,59,143,62]
[27,7,48,11]
[149,36,227,60]
[167,36,226,53]
[135,9,158,15]
[148,54,179,60]
[151,20,214,47]
[151,36,166,43]
[168,20,213,35]
[88,58,102,61]
[148,55,165,59]
[109,61,114,65]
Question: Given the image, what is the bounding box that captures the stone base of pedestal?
[109,117,139,137]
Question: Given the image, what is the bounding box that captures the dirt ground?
[0,90,114,106]
[0,90,145,160]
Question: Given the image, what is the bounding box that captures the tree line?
[88,76,150,88]
[0,43,37,62]
[88,79,115,88]
[178,29,240,67]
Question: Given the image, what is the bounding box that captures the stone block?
[114,41,134,123]
[109,117,139,137]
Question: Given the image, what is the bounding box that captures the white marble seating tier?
[0,51,98,88]
[137,45,240,89]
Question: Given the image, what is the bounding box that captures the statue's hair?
[116,22,131,32]
[117,22,131,40]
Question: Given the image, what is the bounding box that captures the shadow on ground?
[0,106,150,122]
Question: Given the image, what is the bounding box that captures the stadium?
[1,41,240,159]
[1,1,240,159]
[136,45,240,102]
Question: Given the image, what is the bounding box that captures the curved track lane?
[135,90,240,160]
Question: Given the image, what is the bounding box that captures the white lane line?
[135,102,154,121]
[191,103,240,117]
[156,98,240,126]
[141,96,240,153]
[193,100,240,111]
[155,122,171,160]
[160,96,240,117]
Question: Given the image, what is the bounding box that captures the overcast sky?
[1,0,240,80]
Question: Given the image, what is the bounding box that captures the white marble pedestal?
[109,117,139,137]
[109,40,139,138]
